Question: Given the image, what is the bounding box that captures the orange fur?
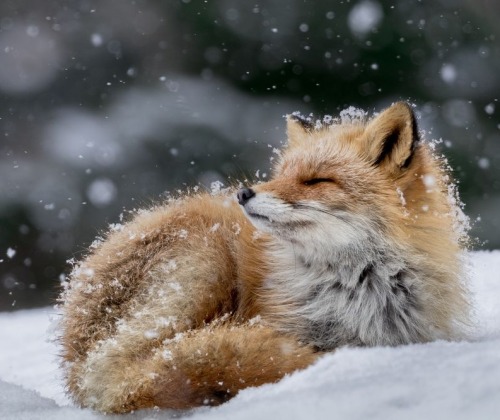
[58,102,470,413]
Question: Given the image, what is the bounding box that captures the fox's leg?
[75,323,320,413]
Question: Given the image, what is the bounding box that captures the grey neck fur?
[263,228,432,350]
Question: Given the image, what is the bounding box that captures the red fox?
[58,102,470,413]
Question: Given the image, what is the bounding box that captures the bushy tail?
[68,324,319,413]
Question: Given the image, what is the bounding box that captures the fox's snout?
[237,187,255,206]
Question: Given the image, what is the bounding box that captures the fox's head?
[237,102,462,259]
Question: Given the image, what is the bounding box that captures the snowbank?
[0,251,499,420]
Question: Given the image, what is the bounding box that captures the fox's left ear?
[286,115,311,148]
[362,102,419,175]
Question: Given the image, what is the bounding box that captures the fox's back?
[60,194,260,367]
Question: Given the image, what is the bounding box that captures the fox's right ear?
[362,102,419,175]
[286,115,310,148]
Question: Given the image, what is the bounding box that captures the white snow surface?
[0,251,499,420]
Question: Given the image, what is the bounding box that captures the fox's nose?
[237,188,255,206]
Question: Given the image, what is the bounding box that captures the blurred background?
[1,0,499,311]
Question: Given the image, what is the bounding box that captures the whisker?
[293,203,339,219]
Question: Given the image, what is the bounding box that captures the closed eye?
[303,178,334,186]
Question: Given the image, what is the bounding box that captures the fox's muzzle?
[237,188,255,206]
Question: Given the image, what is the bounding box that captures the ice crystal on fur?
[339,106,367,124]
[210,180,225,195]
[290,111,337,131]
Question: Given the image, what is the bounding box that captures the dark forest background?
[1,0,499,310]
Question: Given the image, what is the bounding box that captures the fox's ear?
[286,114,311,148]
[362,102,419,174]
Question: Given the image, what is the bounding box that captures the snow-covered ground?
[1,251,499,420]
